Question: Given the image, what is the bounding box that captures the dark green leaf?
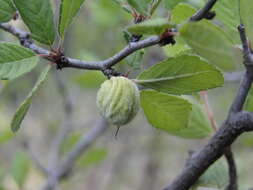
[136,55,224,95]
[240,0,253,48]
[127,18,175,35]
[59,0,86,38]
[0,0,16,22]
[13,0,55,45]
[0,43,38,80]
[11,151,31,188]
[180,20,241,71]
[11,65,51,132]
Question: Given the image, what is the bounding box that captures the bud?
[96,76,140,126]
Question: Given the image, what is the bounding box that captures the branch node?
[159,28,176,46]
[102,67,122,78]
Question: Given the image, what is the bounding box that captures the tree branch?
[59,119,109,177]
[224,147,238,190]
[190,0,218,21]
[41,119,109,190]
[162,111,253,190]
[0,23,161,71]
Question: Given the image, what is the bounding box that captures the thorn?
[37,54,49,58]
[114,126,121,140]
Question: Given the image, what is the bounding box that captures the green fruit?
[96,76,140,126]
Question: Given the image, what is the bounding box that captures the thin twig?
[190,0,218,21]
[0,23,161,71]
[200,91,218,132]
[22,142,48,175]
[59,119,109,177]
[47,72,73,169]
[224,147,238,190]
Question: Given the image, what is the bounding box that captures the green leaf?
[0,129,14,144]
[72,71,106,89]
[126,0,151,15]
[78,148,108,167]
[214,0,240,44]
[164,0,187,10]
[141,90,212,138]
[11,65,51,132]
[240,0,253,48]
[163,36,191,57]
[0,43,38,80]
[171,96,212,138]
[0,0,16,22]
[127,18,175,35]
[136,55,224,95]
[193,159,228,189]
[13,0,55,45]
[180,20,240,71]
[125,49,145,70]
[11,151,31,188]
[171,3,196,24]
[140,90,192,132]
[61,132,82,153]
[58,0,86,38]
[244,88,253,112]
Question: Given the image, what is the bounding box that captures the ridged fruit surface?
[96,76,140,125]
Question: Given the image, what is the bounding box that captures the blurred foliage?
[10,151,31,188]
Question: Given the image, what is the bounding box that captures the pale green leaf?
[240,0,253,48]
[72,71,106,89]
[193,159,228,189]
[11,65,51,132]
[78,148,108,167]
[127,18,175,35]
[214,0,240,44]
[13,0,55,45]
[0,43,38,80]
[164,0,187,10]
[0,129,14,144]
[59,0,86,38]
[125,49,145,70]
[140,90,192,132]
[171,96,212,138]
[0,0,16,22]
[163,36,191,57]
[180,20,241,71]
[11,151,31,188]
[171,3,196,24]
[136,55,224,95]
[127,0,151,15]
